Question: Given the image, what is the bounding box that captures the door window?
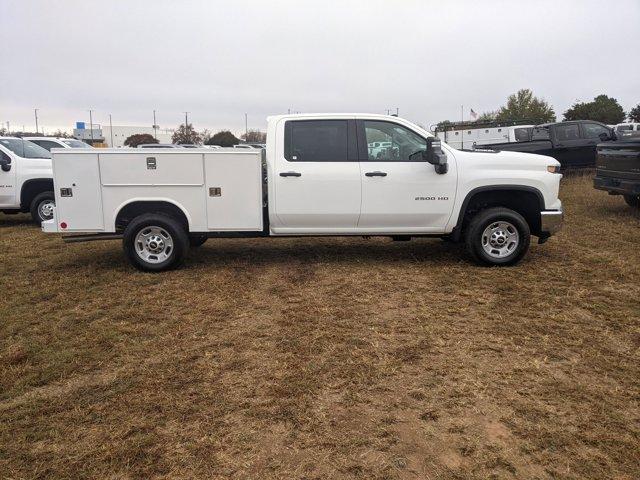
[582,123,610,139]
[285,120,348,162]
[555,124,580,141]
[363,121,426,161]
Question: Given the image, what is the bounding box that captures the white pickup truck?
[42,114,563,271]
[0,137,56,224]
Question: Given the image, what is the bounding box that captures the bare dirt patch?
[1,174,639,479]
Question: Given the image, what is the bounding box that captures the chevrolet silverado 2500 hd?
[42,114,564,271]
[0,137,55,224]
[594,139,640,207]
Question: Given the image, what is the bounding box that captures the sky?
[1,0,639,135]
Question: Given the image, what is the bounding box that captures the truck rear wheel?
[465,207,530,266]
[123,213,189,272]
[623,194,639,207]
[30,191,55,225]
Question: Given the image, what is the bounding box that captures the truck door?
[357,120,457,231]
[271,119,361,231]
[0,147,17,208]
[552,123,585,167]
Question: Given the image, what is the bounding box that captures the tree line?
[439,89,640,127]
[123,126,266,148]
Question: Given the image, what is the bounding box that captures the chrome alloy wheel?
[38,200,55,221]
[134,226,174,264]
[481,221,519,259]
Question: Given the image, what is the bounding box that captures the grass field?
[1,174,639,479]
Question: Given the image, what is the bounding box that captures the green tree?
[628,104,640,123]
[172,123,202,145]
[563,95,625,124]
[124,133,158,148]
[206,130,240,147]
[241,129,266,143]
[495,89,555,123]
[477,111,497,122]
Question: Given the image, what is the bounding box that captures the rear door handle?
[365,171,387,177]
[279,171,301,177]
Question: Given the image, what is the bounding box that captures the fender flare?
[451,185,545,241]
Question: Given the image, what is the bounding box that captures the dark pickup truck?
[593,140,640,207]
[479,120,615,168]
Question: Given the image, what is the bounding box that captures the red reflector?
[60,222,67,229]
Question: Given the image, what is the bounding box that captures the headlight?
[547,165,561,174]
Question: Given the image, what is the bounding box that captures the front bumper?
[41,209,59,233]
[540,208,563,236]
[594,175,640,196]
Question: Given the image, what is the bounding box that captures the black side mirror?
[423,137,448,174]
[598,132,610,142]
[0,154,11,172]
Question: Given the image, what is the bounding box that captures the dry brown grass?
[1,174,639,479]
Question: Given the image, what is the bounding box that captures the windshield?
[62,139,91,148]
[0,138,51,158]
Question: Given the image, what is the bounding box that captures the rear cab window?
[284,120,356,161]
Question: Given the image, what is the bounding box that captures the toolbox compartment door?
[204,151,263,231]
[99,152,204,186]
[52,151,104,231]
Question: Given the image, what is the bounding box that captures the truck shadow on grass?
[188,238,469,268]
[0,214,34,227]
[57,237,475,273]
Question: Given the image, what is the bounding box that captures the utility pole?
[244,113,248,139]
[109,114,114,147]
[153,110,157,139]
[396,107,399,116]
[89,109,94,143]
[460,105,464,150]
[184,111,189,127]
[34,109,39,134]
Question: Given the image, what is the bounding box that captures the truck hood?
[454,148,559,172]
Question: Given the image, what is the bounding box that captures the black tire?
[123,213,189,272]
[29,191,55,225]
[189,233,208,247]
[465,207,531,266]
[623,194,639,207]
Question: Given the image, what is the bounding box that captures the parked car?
[593,139,640,207]
[613,123,640,138]
[233,144,264,149]
[479,120,615,168]
[23,136,92,151]
[0,137,55,224]
[42,114,563,271]
[137,144,182,148]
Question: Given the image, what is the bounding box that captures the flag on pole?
[470,109,478,120]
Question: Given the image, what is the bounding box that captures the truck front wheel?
[30,192,55,225]
[465,207,530,266]
[623,195,639,207]
[123,214,189,272]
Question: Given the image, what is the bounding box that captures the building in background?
[101,125,174,147]
[73,122,104,146]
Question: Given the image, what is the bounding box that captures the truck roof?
[267,113,405,122]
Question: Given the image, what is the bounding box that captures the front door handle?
[365,171,387,177]
[280,171,302,177]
